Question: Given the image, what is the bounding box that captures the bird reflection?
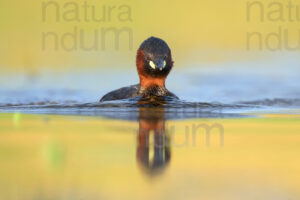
[136,105,171,176]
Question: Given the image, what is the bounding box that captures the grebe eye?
[146,56,151,61]
[149,60,156,69]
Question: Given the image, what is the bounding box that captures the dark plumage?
[100,84,139,102]
[100,84,178,102]
[100,37,178,102]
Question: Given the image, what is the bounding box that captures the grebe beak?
[154,59,165,71]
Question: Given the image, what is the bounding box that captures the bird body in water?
[100,37,178,102]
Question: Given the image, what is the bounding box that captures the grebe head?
[136,37,174,81]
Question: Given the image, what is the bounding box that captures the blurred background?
[0,0,299,103]
[1,1,300,200]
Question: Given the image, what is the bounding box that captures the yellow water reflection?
[0,112,300,199]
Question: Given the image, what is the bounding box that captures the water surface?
[0,55,300,199]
